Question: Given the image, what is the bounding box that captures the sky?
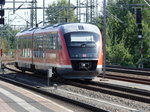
[4,0,103,29]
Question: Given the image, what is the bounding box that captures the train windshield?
[65,32,100,47]
[71,33,94,42]
[64,32,100,59]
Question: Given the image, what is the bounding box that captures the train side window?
[53,34,57,50]
[28,38,32,58]
[21,38,24,57]
[18,38,22,57]
[27,37,30,57]
[47,34,50,49]
[57,33,62,49]
[22,38,24,57]
[23,38,25,57]
[36,35,44,58]
[43,34,47,49]
[18,38,21,49]
[36,37,39,58]
[49,34,53,49]
[33,36,38,58]
[25,37,28,58]
[47,33,58,50]
[44,34,49,49]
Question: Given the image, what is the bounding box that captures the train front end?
[58,23,103,79]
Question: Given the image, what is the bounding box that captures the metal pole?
[43,0,45,26]
[8,11,9,25]
[68,0,70,22]
[13,0,15,13]
[103,0,106,78]
[0,37,2,73]
[35,0,37,27]
[96,0,98,18]
[90,0,92,22]
[76,0,79,21]
[140,39,144,68]
[0,35,2,72]
[0,5,2,73]
[30,0,37,27]
[79,0,81,22]
[47,73,49,86]
[86,0,88,23]
[0,4,2,71]
[31,0,33,27]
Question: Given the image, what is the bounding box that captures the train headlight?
[96,42,100,47]
[79,62,91,69]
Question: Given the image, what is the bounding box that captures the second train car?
[15,23,103,80]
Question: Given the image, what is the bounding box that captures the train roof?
[60,23,100,34]
[41,23,100,34]
[16,23,100,37]
[16,27,39,37]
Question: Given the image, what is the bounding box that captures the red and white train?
[15,23,103,80]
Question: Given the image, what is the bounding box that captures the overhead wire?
[106,10,124,24]
[143,0,150,7]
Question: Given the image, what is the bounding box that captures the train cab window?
[65,32,100,47]
[64,32,100,58]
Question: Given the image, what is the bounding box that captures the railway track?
[2,64,150,109]
[1,65,108,112]
[99,73,150,85]
[99,66,150,85]
[59,79,150,104]
[106,65,150,76]
[4,62,150,86]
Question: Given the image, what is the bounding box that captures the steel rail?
[106,66,150,75]
[3,64,150,104]
[59,79,150,104]
[99,74,150,85]
[106,65,150,71]
[0,75,108,112]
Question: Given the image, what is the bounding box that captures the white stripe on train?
[17,60,103,69]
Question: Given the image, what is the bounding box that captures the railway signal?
[0,9,4,16]
[0,0,5,5]
[0,9,4,24]
[136,8,142,38]
[136,8,142,24]
[0,0,5,24]
[135,8,143,68]
[0,18,4,24]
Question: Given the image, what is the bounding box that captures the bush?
[107,42,134,66]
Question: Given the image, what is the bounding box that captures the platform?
[0,80,73,112]
[94,77,150,91]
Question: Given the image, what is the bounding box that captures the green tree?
[142,21,150,67]
[0,25,18,56]
[109,41,133,66]
[106,0,150,67]
[2,39,9,55]
[46,0,77,24]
